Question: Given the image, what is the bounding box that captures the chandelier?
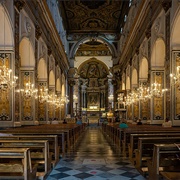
[38,88,48,103]
[108,94,114,102]
[138,83,151,100]
[61,95,69,104]
[130,90,139,103]
[123,90,139,106]
[170,66,180,86]
[55,96,64,108]
[117,93,123,102]
[151,82,162,98]
[47,93,57,104]
[151,75,168,98]
[0,60,18,90]
[19,82,38,99]
[124,93,132,106]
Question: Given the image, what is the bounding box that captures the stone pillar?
[14,0,25,126]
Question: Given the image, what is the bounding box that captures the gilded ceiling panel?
[59,0,129,33]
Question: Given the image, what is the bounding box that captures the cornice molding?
[118,0,163,75]
[25,0,69,74]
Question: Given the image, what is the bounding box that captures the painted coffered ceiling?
[58,0,130,66]
[58,0,130,35]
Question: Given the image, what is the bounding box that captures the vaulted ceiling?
[58,0,130,36]
[58,0,130,67]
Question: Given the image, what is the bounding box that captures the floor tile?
[73,172,93,179]
[46,126,147,180]
[50,172,70,179]
[55,167,73,172]
[98,172,116,178]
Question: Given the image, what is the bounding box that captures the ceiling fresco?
[59,0,129,34]
[78,59,109,79]
[76,41,111,56]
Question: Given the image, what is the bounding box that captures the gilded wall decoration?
[152,72,164,120]
[140,100,150,120]
[48,91,55,121]
[174,53,180,119]
[127,104,132,120]
[38,82,47,121]
[55,106,60,120]
[21,71,34,121]
[133,102,139,120]
[48,103,54,121]
[0,54,11,121]
[61,105,65,120]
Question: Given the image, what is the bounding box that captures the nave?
[46,126,146,180]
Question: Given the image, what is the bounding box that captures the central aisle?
[47,127,146,180]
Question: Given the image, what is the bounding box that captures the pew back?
[0,147,36,180]
[134,137,180,176]
[0,139,50,178]
[129,133,180,161]
[0,135,59,166]
[148,143,180,179]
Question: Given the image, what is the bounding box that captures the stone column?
[14,0,25,126]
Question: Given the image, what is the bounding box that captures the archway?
[37,58,47,80]
[77,58,110,124]
[139,57,148,80]
[131,68,138,87]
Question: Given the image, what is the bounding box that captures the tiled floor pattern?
[46,126,146,180]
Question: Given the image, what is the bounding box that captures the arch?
[151,38,165,67]
[49,70,55,86]
[19,38,35,67]
[171,8,180,48]
[61,73,65,96]
[69,36,117,59]
[37,58,47,79]
[131,68,138,86]
[126,76,130,90]
[122,82,125,90]
[56,78,61,92]
[0,4,14,48]
[61,84,65,97]
[78,58,109,77]
[121,72,126,90]
[139,57,148,80]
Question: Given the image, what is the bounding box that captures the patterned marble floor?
[46,126,147,180]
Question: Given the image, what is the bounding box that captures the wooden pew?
[0,139,51,179]
[1,128,66,156]
[122,125,180,157]
[0,148,37,180]
[0,135,59,167]
[160,172,180,180]
[128,133,180,163]
[147,144,180,180]
[101,124,121,148]
[134,137,180,175]
[0,124,85,156]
